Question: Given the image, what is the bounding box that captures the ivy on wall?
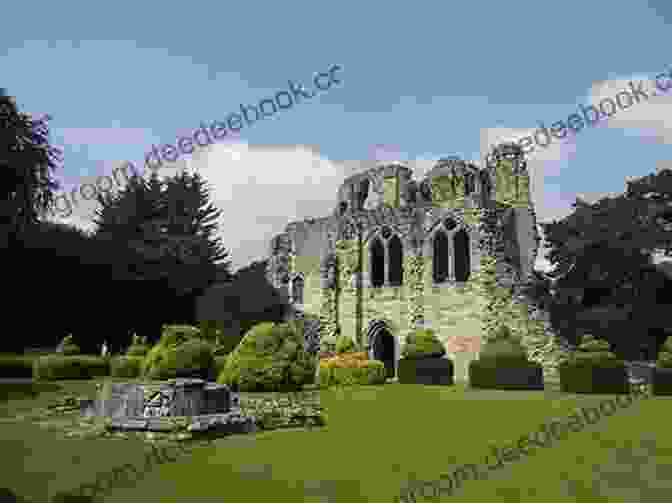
[405,254,425,328]
[335,239,358,295]
[465,254,572,382]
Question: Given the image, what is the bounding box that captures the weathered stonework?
[267,142,569,383]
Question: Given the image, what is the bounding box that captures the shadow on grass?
[0,487,35,503]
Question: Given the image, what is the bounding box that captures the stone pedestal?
[82,379,233,419]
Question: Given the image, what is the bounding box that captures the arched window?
[454,229,470,282]
[432,230,449,283]
[388,235,403,286]
[290,275,304,304]
[370,237,385,287]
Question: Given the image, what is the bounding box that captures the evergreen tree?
[0,88,61,246]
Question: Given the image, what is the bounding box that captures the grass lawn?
[1,379,671,502]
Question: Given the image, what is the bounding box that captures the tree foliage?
[537,168,672,359]
[0,88,61,242]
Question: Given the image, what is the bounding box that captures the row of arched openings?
[369,223,471,287]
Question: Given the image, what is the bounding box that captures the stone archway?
[367,319,396,379]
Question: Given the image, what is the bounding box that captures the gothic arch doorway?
[367,319,396,379]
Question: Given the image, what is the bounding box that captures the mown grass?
[1,379,670,502]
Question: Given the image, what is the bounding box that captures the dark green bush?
[401,328,446,359]
[109,356,143,378]
[398,357,454,385]
[653,367,672,396]
[56,334,80,356]
[33,355,110,381]
[0,355,35,378]
[559,359,629,394]
[469,359,544,390]
[142,338,214,380]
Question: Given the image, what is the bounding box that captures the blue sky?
[3,0,672,272]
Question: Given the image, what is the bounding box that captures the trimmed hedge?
[469,360,544,390]
[653,367,672,396]
[401,329,446,359]
[109,356,144,378]
[398,357,454,385]
[33,355,110,381]
[319,360,386,387]
[0,355,35,378]
[559,359,630,394]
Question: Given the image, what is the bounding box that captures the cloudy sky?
[3,0,672,273]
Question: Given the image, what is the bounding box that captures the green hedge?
[0,355,36,378]
[469,360,544,390]
[559,359,629,394]
[33,355,110,381]
[319,361,386,387]
[398,357,454,385]
[109,356,144,378]
[653,367,672,396]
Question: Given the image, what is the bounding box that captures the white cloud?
[585,71,672,143]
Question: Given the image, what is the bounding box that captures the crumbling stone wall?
[266,143,567,382]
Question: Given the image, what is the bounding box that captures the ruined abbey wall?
[266,144,572,383]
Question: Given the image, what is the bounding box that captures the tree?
[0,88,61,245]
[538,168,672,360]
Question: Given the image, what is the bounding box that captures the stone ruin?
[80,378,255,435]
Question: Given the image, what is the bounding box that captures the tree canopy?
[536,168,672,360]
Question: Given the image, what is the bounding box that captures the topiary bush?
[125,334,150,357]
[141,325,213,380]
[559,334,628,393]
[401,328,446,359]
[142,338,214,380]
[217,321,316,392]
[469,326,544,390]
[56,334,80,356]
[109,356,144,378]
[656,336,672,368]
[335,335,358,354]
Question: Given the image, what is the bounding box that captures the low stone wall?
[239,390,325,430]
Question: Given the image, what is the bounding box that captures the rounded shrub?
[142,328,214,380]
[57,334,80,356]
[125,335,150,357]
[335,335,358,354]
[401,328,445,359]
[218,321,316,392]
[569,334,618,364]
